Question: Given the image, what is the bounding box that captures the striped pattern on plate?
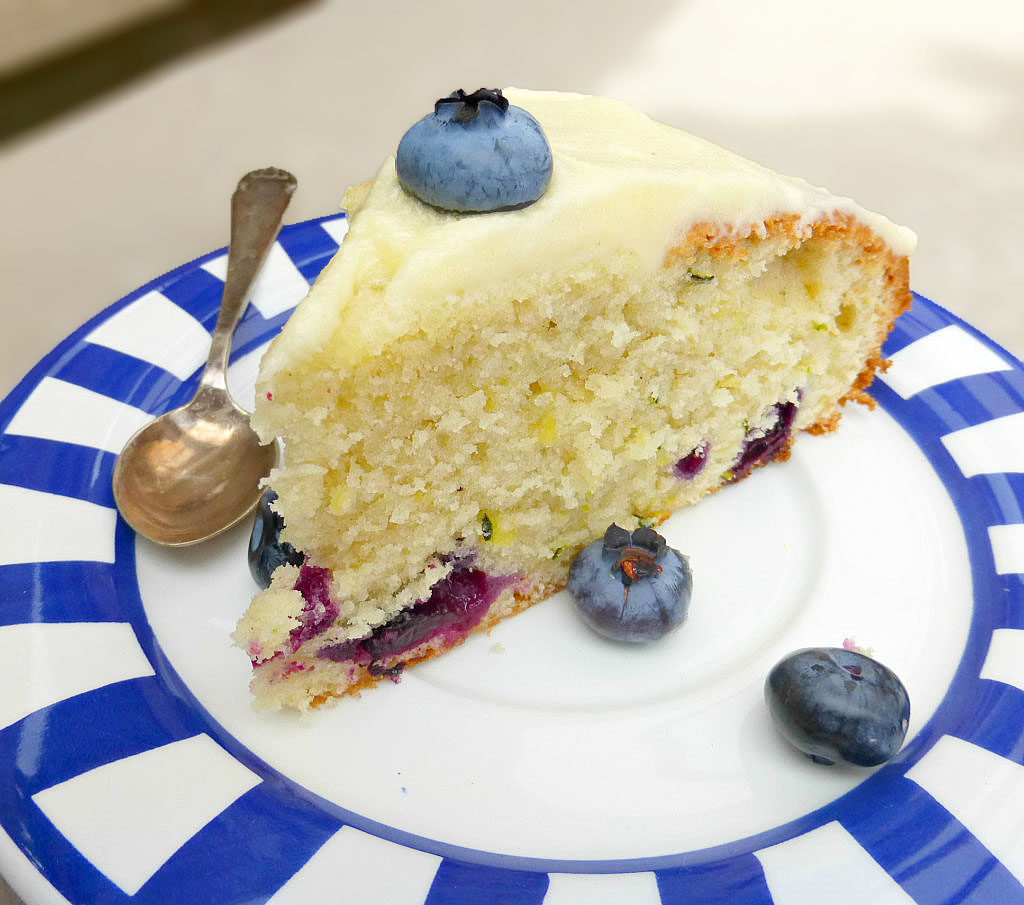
[1,216,1024,905]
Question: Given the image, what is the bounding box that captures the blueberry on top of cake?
[233,88,915,711]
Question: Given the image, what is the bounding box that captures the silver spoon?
[112,167,297,546]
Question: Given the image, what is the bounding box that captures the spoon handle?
[199,167,297,394]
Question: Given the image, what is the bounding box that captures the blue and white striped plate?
[2,214,1024,905]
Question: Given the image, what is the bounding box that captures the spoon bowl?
[113,388,278,546]
[112,167,296,546]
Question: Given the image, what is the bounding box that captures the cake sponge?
[235,88,914,710]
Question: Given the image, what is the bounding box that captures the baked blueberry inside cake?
[233,88,915,710]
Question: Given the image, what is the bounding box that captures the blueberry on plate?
[765,647,910,767]
[567,524,692,642]
[396,88,553,213]
[248,489,304,588]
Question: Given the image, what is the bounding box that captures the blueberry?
[567,524,692,642]
[248,489,304,588]
[765,647,910,767]
[674,441,709,479]
[729,399,798,482]
[396,88,552,213]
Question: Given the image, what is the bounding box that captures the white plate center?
[136,403,972,862]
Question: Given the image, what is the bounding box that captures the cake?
[233,88,915,711]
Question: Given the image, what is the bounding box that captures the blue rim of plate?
[1,215,1024,905]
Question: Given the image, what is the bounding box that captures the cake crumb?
[843,636,875,657]
[490,642,506,654]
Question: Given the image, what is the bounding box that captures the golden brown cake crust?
[671,212,911,431]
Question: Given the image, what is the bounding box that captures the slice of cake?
[234,88,915,711]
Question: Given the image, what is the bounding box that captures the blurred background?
[0,0,1022,899]
[1,0,1023,404]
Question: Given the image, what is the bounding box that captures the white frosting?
[259,88,915,381]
